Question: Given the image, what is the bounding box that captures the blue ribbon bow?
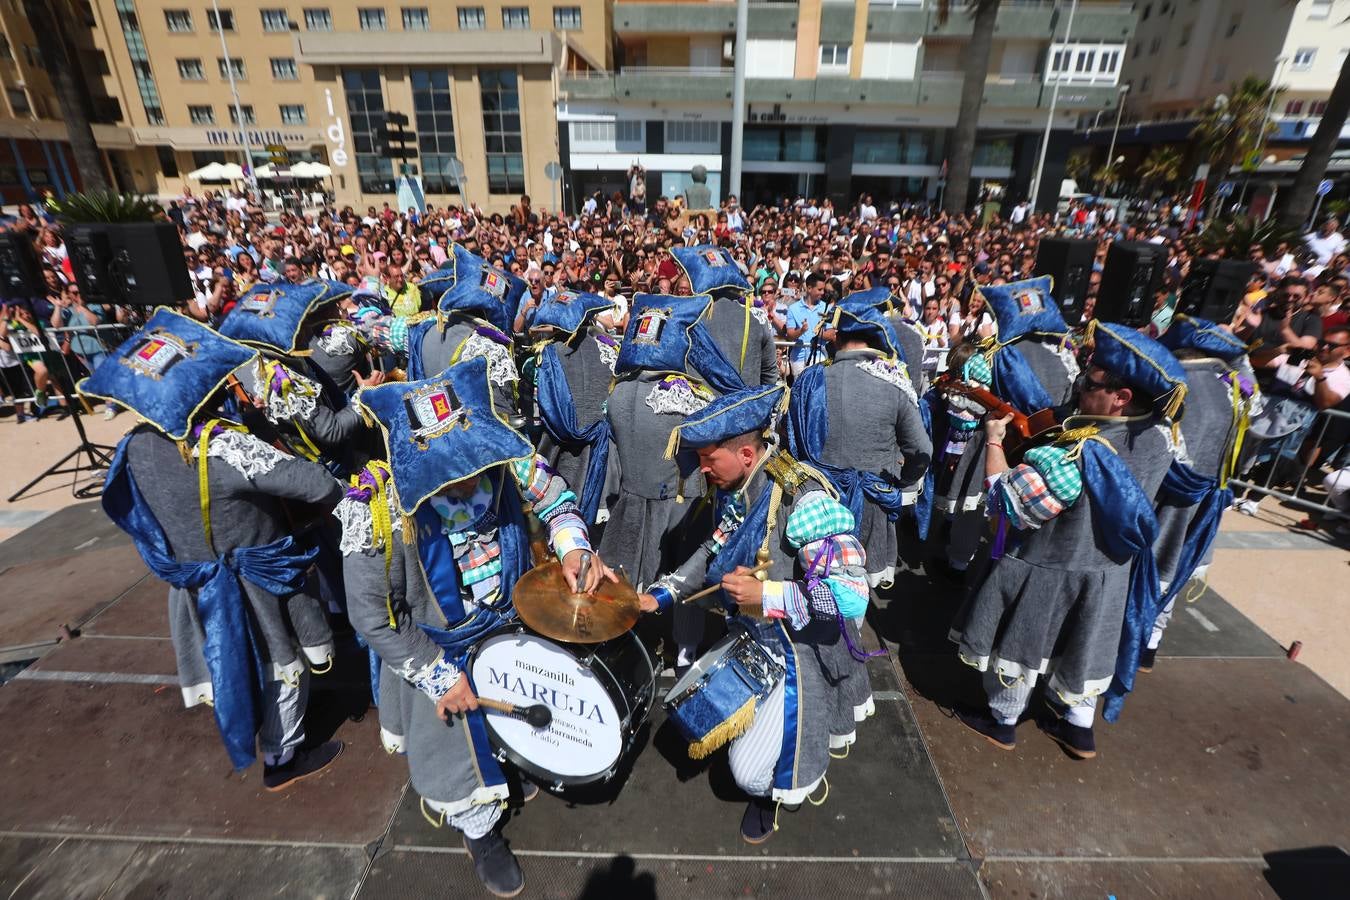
[1156,458,1231,608]
[535,343,612,525]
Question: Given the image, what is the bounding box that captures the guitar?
[934,374,1060,454]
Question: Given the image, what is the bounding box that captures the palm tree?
[1190,77,1278,213]
[1064,152,1090,184]
[22,0,109,192]
[936,0,1002,215]
[1138,146,1183,193]
[1279,47,1350,228]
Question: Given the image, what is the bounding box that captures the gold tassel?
[663,423,682,461]
[686,696,758,760]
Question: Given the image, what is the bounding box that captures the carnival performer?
[339,357,614,898]
[637,384,871,843]
[307,287,378,398]
[529,289,621,527]
[671,244,779,387]
[950,321,1186,759]
[1144,316,1261,671]
[80,309,346,787]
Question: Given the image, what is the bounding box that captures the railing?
[2,322,132,412]
[1231,407,1350,523]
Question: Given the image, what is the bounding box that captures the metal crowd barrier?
[1230,407,1350,522]
[2,322,132,413]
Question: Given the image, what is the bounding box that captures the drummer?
[636,384,870,845]
[339,357,615,898]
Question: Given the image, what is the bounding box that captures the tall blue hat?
[1085,319,1189,418]
[77,308,258,440]
[1158,314,1249,362]
[670,245,752,296]
[666,382,786,457]
[431,246,524,335]
[354,356,534,515]
[832,299,901,359]
[218,279,352,355]
[840,285,904,315]
[615,292,708,374]
[980,276,1069,341]
[415,243,473,304]
[530,290,612,337]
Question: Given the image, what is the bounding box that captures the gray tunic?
[706,296,779,387]
[234,361,367,462]
[415,315,518,415]
[1013,336,1079,408]
[951,414,1175,702]
[308,327,370,397]
[536,328,617,512]
[884,314,930,397]
[125,426,343,706]
[1155,359,1239,586]
[820,350,932,583]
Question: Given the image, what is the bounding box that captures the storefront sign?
[324,89,349,168]
[205,128,311,148]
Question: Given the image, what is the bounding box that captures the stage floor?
[0,504,1347,898]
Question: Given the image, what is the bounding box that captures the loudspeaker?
[0,231,44,300]
[1096,241,1164,328]
[1178,258,1254,324]
[66,222,191,306]
[1034,237,1095,325]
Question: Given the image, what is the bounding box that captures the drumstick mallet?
[477,697,553,728]
[680,561,773,604]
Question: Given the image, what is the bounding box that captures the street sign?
[544,161,563,181]
[1216,181,1234,198]
[1317,179,1334,197]
[1242,151,1262,172]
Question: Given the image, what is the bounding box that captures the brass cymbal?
[512,560,640,644]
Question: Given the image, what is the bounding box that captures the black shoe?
[520,781,540,804]
[954,708,1016,750]
[1038,715,1097,760]
[463,830,525,898]
[263,740,344,791]
[1138,647,1158,673]
[740,798,776,845]
[673,663,692,682]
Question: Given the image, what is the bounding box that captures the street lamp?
[212,0,259,198]
[1240,55,1286,210]
[1105,82,1130,182]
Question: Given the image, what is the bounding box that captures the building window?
[1047,42,1124,84]
[164,9,193,31]
[1293,48,1317,70]
[229,105,256,125]
[1213,61,1226,83]
[270,58,298,80]
[343,68,395,193]
[571,120,645,151]
[304,8,332,30]
[553,6,581,29]
[1140,3,1150,21]
[501,7,530,29]
[8,88,30,114]
[819,43,850,74]
[1311,0,1333,21]
[359,8,387,30]
[1226,13,1241,37]
[411,68,458,193]
[177,58,204,80]
[156,146,180,177]
[260,8,289,31]
[116,0,163,123]
[458,6,485,29]
[480,68,524,194]
[1140,75,1150,92]
[218,57,246,80]
[1286,99,1305,115]
[206,8,234,31]
[188,104,215,124]
[744,125,822,163]
[1311,100,1329,115]
[280,104,307,124]
[1149,36,1160,55]
[402,7,429,29]
[664,120,718,152]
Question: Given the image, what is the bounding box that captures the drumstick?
[680,561,773,604]
[477,697,553,728]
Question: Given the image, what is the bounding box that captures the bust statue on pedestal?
[683,164,713,211]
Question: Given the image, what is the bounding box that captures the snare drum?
[470,625,655,788]
[663,628,785,759]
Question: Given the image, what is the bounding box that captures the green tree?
[936,1,1002,215]
[1138,146,1183,192]
[22,0,109,192]
[1064,152,1091,183]
[1190,77,1279,212]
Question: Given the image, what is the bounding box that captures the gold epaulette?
[1055,424,1102,446]
[404,311,438,326]
[764,450,811,496]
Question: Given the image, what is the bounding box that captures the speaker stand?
[8,405,118,502]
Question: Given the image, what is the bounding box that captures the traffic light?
[377,112,418,161]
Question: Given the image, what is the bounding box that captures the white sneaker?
[1237,499,1261,516]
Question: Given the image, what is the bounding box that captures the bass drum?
[469,624,655,788]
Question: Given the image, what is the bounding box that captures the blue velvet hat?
[667,383,786,456]
[980,276,1069,341]
[841,285,903,314]
[832,302,900,358]
[670,245,752,296]
[218,279,351,355]
[530,290,612,336]
[615,293,714,375]
[1158,314,1249,362]
[433,246,524,335]
[354,356,534,515]
[77,308,258,440]
[1085,319,1189,417]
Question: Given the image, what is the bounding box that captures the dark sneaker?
[263,740,344,791]
[1138,647,1158,673]
[955,708,1016,750]
[520,781,540,804]
[1038,715,1097,760]
[740,798,776,845]
[463,830,525,898]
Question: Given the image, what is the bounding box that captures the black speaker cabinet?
[68,224,118,305]
[0,230,44,300]
[1034,237,1095,326]
[1178,258,1254,325]
[66,221,191,306]
[1097,241,1165,329]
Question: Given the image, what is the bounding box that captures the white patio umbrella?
[291,161,333,178]
[254,164,277,179]
[187,161,228,181]
[217,163,245,180]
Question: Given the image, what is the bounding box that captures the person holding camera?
[1237,275,1322,355]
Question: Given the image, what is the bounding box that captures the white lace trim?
[252,363,321,424]
[749,305,769,326]
[645,380,712,416]
[945,391,989,415]
[400,653,461,701]
[460,334,519,386]
[315,327,356,356]
[594,336,619,374]
[859,357,919,408]
[192,429,289,480]
[1052,340,1081,385]
[333,490,404,556]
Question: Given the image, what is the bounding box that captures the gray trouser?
[983,669,1096,728]
[424,798,503,839]
[260,670,309,762]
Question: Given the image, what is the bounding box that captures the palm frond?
[46,190,165,224]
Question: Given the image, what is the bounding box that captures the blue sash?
[406,318,438,381]
[913,391,935,540]
[990,343,1057,414]
[688,319,749,395]
[103,437,318,770]
[1156,459,1231,607]
[1078,441,1161,723]
[535,343,611,524]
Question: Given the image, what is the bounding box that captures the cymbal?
[512,560,640,644]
